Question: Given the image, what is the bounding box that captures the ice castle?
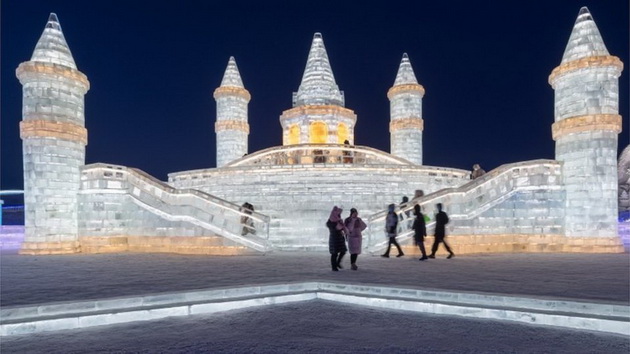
[16,8,626,255]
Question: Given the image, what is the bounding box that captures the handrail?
[0,190,24,195]
[81,163,271,252]
[365,159,562,253]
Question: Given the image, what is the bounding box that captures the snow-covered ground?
[1,252,628,306]
[1,251,629,352]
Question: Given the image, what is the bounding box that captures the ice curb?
[1,282,628,336]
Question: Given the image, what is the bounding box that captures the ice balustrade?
[365,160,562,252]
[81,164,271,252]
[226,144,413,167]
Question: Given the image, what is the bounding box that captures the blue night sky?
[1,0,628,191]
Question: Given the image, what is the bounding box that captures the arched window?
[337,123,349,144]
[288,125,300,145]
[309,121,328,144]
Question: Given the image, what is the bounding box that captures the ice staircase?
[365,160,564,253]
[80,164,271,253]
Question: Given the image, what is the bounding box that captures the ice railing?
[365,160,562,253]
[81,164,271,252]
[225,144,413,167]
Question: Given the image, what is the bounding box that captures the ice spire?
[561,7,610,64]
[30,13,77,69]
[393,53,419,86]
[294,33,344,107]
[220,56,244,88]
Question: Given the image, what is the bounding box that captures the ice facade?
[16,8,625,254]
[169,145,469,250]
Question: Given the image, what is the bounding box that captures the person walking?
[381,204,404,258]
[344,208,367,270]
[429,203,454,259]
[326,206,348,271]
[399,196,412,231]
[412,204,428,261]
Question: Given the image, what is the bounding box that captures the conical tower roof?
[561,7,610,64]
[294,33,344,107]
[220,56,244,88]
[30,13,77,69]
[393,53,419,86]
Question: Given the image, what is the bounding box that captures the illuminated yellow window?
[288,125,300,145]
[337,123,348,144]
[309,121,328,144]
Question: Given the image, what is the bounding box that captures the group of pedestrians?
[326,206,367,271]
[326,201,454,272]
[410,202,454,260]
[381,202,453,260]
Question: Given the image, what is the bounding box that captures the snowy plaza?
[1,251,629,352]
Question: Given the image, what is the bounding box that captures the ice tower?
[388,53,424,164]
[16,14,90,254]
[549,7,624,237]
[214,57,250,167]
[280,33,356,145]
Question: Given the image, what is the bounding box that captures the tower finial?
[576,7,593,22]
[46,13,61,30]
[293,32,344,107]
[393,53,418,86]
[561,7,609,64]
[31,13,76,69]
[220,56,244,88]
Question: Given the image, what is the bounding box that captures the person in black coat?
[428,203,454,259]
[326,206,348,271]
[412,204,428,261]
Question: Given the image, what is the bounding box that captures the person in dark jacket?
[429,203,454,259]
[412,204,428,261]
[381,204,404,258]
[326,206,348,271]
[240,202,255,236]
[471,164,486,180]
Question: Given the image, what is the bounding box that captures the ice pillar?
[549,7,623,237]
[214,57,250,167]
[388,53,424,165]
[17,13,90,254]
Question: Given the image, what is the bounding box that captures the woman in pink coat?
[344,208,367,270]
